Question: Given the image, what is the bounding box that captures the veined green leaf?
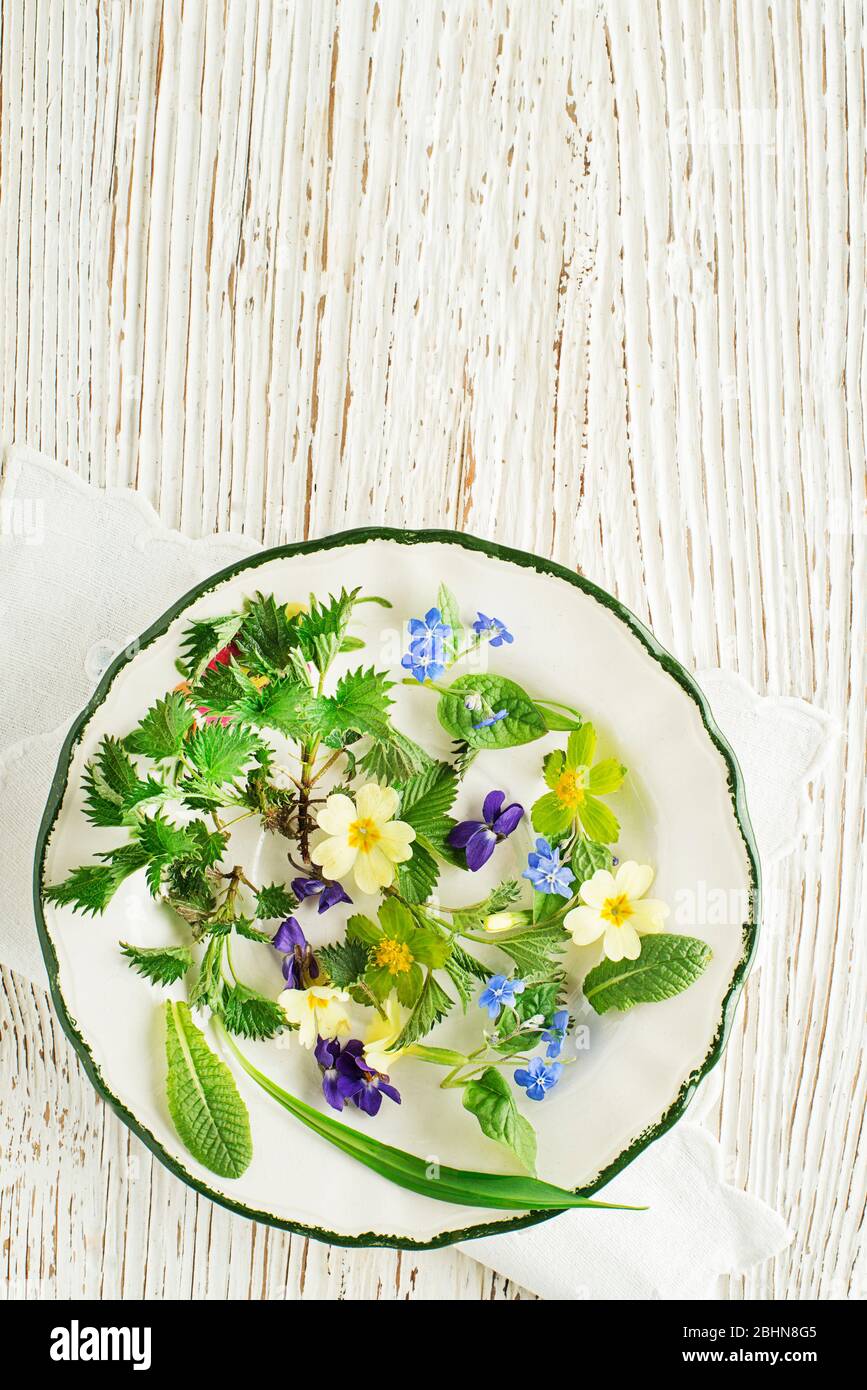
[178,614,244,680]
[319,937,370,989]
[571,838,614,886]
[219,983,285,1040]
[437,582,463,663]
[359,729,433,783]
[391,971,454,1050]
[583,934,713,1014]
[186,722,263,785]
[255,883,297,920]
[463,1067,538,1175]
[120,941,193,986]
[236,593,301,674]
[437,674,548,750]
[125,692,195,761]
[309,666,394,745]
[164,1002,252,1178]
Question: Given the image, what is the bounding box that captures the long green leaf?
[215,1023,641,1213]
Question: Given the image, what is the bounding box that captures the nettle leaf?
[359,729,433,783]
[44,844,149,916]
[125,692,195,761]
[437,674,547,750]
[190,660,257,716]
[231,918,273,944]
[255,883,297,920]
[497,923,569,980]
[121,775,175,819]
[398,762,457,835]
[437,582,463,662]
[391,972,454,1051]
[310,667,394,746]
[236,593,301,673]
[296,587,361,671]
[571,838,614,886]
[120,942,194,986]
[444,943,490,1010]
[242,676,315,738]
[220,983,285,1040]
[186,722,263,785]
[189,937,225,1011]
[179,614,243,680]
[395,840,440,903]
[583,933,713,1014]
[82,737,141,826]
[319,937,370,989]
[133,814,225,897]
[164,1001,252,1178]
[462,1068,538,1175]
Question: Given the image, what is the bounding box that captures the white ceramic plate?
[35,531,759,1249]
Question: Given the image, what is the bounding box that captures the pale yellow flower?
[311,782,416,895]
[564,861,670,962]
[362,996,407,1073]
[278,985,351,1049]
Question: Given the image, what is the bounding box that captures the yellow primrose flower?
[564,861,670,962]
[362,996,407,1073]
[311,782,416,895]
[278,984,351,1049]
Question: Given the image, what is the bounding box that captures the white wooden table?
[1,0,864,1301]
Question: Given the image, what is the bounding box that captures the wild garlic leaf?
[125,692,195,761]
[120,941,194,986]
[583,934,713,1014]
[220,983,285,1040]
[437,582,463,662]
[164,1001,252,1178]
[391,971,454,1050]
[236,593,300,674]
[255,883,297,920]
[178,614,243,680]
[571,838,614,887]
[437,675,548,750]
[309,667,394,745]
[319,937,370,989]
[186,722,262,785]
[462,1068,538,1175]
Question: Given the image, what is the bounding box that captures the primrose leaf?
[164,1001,252,1178]
[125,692,195,761]
[462,1068,538,1175]
[437,674,547,750]
[120,942,194,986]
[583,934,713,1014]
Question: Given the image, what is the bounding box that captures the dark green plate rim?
[33,526,761,1252]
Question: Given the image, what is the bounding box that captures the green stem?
[213,1022,642,1213]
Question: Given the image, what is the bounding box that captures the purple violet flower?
[478,973,526,1020]
[291,876,353,913]
[272,915,319,989]
[472,613,514,647]
[522,836,575,899]
[514,1056,563,1101]
[448,789,524,872]
[315,1037,365,1112]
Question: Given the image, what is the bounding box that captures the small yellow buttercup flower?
[564,861,670,962]
[278,984,351,1049]
[311,782,416,895]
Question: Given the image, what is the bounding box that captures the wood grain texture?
[1,0,864,1300]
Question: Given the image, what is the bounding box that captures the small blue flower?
[514,1056,563,1101]
[401,607,451,683]
[473,708,508,729]
[522,837,575,899]
[478,973,526,1020]
[541,1008,570,1059]
[473,612,514,647]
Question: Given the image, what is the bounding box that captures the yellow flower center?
[306,993,333,1010]
[347,816,382,853]
[375,938,413,975]
[600,893,634,928]
[555,767,588,809]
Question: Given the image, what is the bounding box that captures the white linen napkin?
[1,445,831,1296]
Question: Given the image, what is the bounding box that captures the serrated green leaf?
[220,983,285,1040]
[462,1068,538,1175]
[125,692,195,761]
[391,971,454,1050]
[571,838,614,886]
[583,933,713,1013]
[451,880,523,933]
[120,941,194,986]
[309,666,394,745]
[319,937,370,989]
[577,795,620,844]
[296,587,361,671]
[497,923,569,979]
[358,729,433,783]
[530,791,574,839]
[444,943,490,1010]
[437,583,463,662]
[394,840,440,903]
[189,659,257,716]
[398,762,458,835]
[186,722,262,785]
[437,674,548,750]
[189,937,225,1011]
[43,843,149,916]
[231,917,274,944]
[255,883,297,920]
[179,614,244,680]
[164,1001,252,1177]
[236,593,301,673]
[243,676,315,738]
